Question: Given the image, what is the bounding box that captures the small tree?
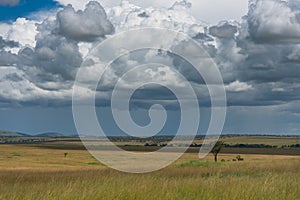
[211,141,224,162]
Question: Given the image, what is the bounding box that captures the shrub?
[11,152,22,156]
[236,155,244,161]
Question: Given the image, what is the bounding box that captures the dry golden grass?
[0,144,299,199]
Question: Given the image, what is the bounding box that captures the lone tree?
[211,141,224,162]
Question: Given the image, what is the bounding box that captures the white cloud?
[55,0,248,24]
[55,0,120,10]
[108,0,203,32]
[124,0,247,23]
[5,18,38,50]
[0,23,11,36]
[225,80,253,92]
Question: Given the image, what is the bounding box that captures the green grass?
[10,152,25,157]
[87,162,103,166]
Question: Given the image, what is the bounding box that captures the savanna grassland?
[0,137,299,200]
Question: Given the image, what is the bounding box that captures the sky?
[0,0,300,135]
[0,0,61,21]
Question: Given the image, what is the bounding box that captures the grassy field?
[221,135,300,146]
[0,139,299,200]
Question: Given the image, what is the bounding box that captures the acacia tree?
[211,141,224,162]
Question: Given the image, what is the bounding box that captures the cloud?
[0,51,19,66]
[0,36,19,49]
[57,1,114,42]
[108,0,204,33]
[0,67,72,107]
[248,0,300,44]
[0,0,19,6]
[209,22,237,39]
[0,1,115,104]
[1,0,300,111]
[5,18,38,49]
[17,1,113,82]
[33,34,83,81]
[225,80,253,92]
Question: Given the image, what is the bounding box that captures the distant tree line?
[188,143,300,148]
[224,144,277,148]
[143,142,300,148]
[188,143,277,148]
[0,137,48,144]
[282,144,300,148]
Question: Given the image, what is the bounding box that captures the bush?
[236,155,244,161]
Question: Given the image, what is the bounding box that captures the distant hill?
[0,130,30,137]
[35,132,76,138]
[0,130,77,138]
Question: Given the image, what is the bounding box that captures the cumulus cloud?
[17,1,113,82]
[57,1,114,41]
[33,34,83,81]
[5,18,38,49]
[0,1,116,104]
[248,0,300,44]
[108,0,205,33]
[1,0,300,111]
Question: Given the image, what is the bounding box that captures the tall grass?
[0,144,299,199]
[0,159,299,199]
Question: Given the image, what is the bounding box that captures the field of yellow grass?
[0,144,299,199]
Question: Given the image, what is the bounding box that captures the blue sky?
[0,0,61,21]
